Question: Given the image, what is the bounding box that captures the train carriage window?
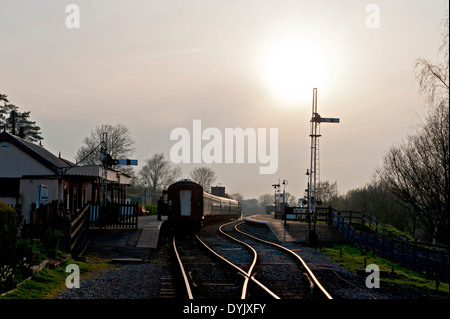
[180,190,192,216]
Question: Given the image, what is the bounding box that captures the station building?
[0,129,130,224]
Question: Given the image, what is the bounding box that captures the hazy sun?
[264,37,328,104]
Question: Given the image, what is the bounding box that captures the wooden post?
[373,234,376,256]
[365,231,368,250]
[413,239,418,271]
[391,240,394,262]
[401,242,405,266]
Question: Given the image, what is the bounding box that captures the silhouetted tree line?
[0,93,43,142]
[330,14,449,245]
[376,15,449,245]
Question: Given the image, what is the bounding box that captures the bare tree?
[259,193,274,212]
[317,180,338,205]
[377,12,449,244]
[377,103,449,244]
[189,167,217,192]
[285,193,297,207]
[140,153,182,195]
[231,193,244,202]
[377,13,449,244]
[414,13,449,107]
[76,124,135,175]
[341,179,413,234]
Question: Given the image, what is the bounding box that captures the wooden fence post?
[401,242,405,266]
[391,240,394,262]
[413,239,417,271]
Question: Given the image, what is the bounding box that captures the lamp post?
[282,179,288,227]
[272,183,280,217]
[305,169,310,230]
[144,181,147,205]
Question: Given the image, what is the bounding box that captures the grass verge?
[1,257,113,299]
[322,244,449,296]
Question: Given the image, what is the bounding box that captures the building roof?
[0,130,71,174]
[0,130,130,184]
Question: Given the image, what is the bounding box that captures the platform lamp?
[305,169,310,231]
[271,183,280,217]
[144,181,147,205]
[282,180,288,226]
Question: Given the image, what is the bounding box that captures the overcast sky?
[0,0,447,200]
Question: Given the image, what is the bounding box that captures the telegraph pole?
[308,88,339,244]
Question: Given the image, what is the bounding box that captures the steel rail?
[235,223,334,300]
[172,235,194,299]
[218,220,258,299]
[195,231,280,299]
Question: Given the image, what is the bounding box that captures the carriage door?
[180,190,192,216]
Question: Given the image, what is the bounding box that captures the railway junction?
[53,213,447,302]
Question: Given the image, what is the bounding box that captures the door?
[180,190,192,216]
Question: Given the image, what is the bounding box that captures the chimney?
[18,126,25,139]
[211,186,226,197]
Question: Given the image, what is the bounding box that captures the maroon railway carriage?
[166,179,241,230]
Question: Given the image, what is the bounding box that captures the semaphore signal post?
[100,132,138,207]
[307,88,339,244]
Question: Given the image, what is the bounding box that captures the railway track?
[173,220,333,299]
[173,233,244,299]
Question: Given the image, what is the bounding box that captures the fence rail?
[90,202,138,229]
[26,201,91,251]
[277,206,449,282]
[25,201,138,251]
[280,207,331,223]
[329,208,449,282]
[69,203,90,251]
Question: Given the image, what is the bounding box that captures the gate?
[90,202,138,229]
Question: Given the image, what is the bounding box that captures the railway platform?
[136,215,166,248]
[244,214,343,244]
[80,215,166,260]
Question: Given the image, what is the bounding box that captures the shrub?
[42,228,63,251]
[0,201,19,266]
[15,238,46,266]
